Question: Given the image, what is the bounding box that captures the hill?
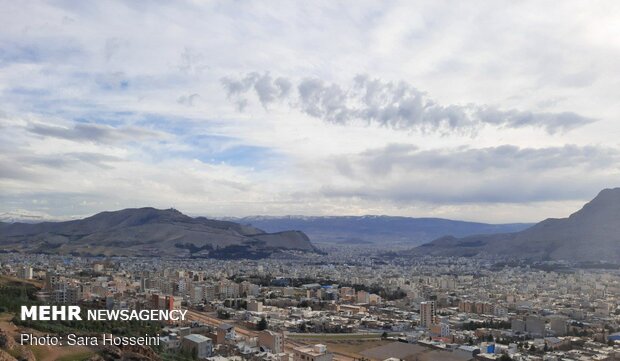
[410,188,620,263]
[0,207,317,259]
[232,215,532,246]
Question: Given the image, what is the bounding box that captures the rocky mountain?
[0,208,317,259]
[232,215,532,246]
[410,188,620,263]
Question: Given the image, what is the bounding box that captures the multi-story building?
[356,290,370,304]
[216,324,236,344]
[420,301,436,328]
[204,284,216,301]
[18,266,33,280]
[65,286,83,304]
[258,330,282,354]
[549,315,568,336]
[181,334,213,359]
[526,316,546,337]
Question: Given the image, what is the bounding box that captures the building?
[356,290,370,304]
[525,316,546,337]
[511,319,526,333]
[339,304,366,314]
[248,300,263,312]
[608,332,620,342]
[459,300,474,313]
[191,285,204,304]
[65,286,83,304]
[181,334,213,359]
[204,284,216,301]
[159,333,181,350]
[258,330,282,354]
[51,289,66,304]
[293,344,333,361]
[45,273,62,291]
[420,301,436,328]
[18,266,33,280]
[216,323,236,344]
[549,316,568,336]
[512,316,546,336]
[369,294,382,305]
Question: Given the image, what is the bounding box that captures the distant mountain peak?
[576,187,620,212]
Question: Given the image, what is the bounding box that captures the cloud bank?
[222,73,595,134]
[318,144,619,204]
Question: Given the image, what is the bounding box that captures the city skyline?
[2,1,620,222]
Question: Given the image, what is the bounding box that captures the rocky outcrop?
[0,349,17,361]
[94,345,160,361]
[120,345,161,361]
[0,331,16,350]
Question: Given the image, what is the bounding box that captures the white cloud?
[0,0,619,222]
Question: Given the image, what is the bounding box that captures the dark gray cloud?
[221,72,292,108]
[27,123,159,143]
[0,157,40,181]
[177,93,200,107]
[352,144,619,174]
[23,152,122,170]
[222,73,595,134]
[0,151,123,182]
[320,144,620,204]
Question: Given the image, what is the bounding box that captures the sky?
[1,0,620,223]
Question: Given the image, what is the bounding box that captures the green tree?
[257,317,268,331]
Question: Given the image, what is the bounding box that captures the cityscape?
[2,1,620,361]
[1,234,620,361]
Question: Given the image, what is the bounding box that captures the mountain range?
[2,187,618,262]
[0,208,317,259]
[231,215,532,246]
[410,188,620,263]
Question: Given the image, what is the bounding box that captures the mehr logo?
[21,306,82,321]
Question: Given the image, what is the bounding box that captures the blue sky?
[1,0,620,222]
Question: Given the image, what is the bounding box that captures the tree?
[257,317,268,331]
[217,309,230,319]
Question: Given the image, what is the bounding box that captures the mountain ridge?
[410,187,620,262]
[0,207,317,259]
[228,215,533,245]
